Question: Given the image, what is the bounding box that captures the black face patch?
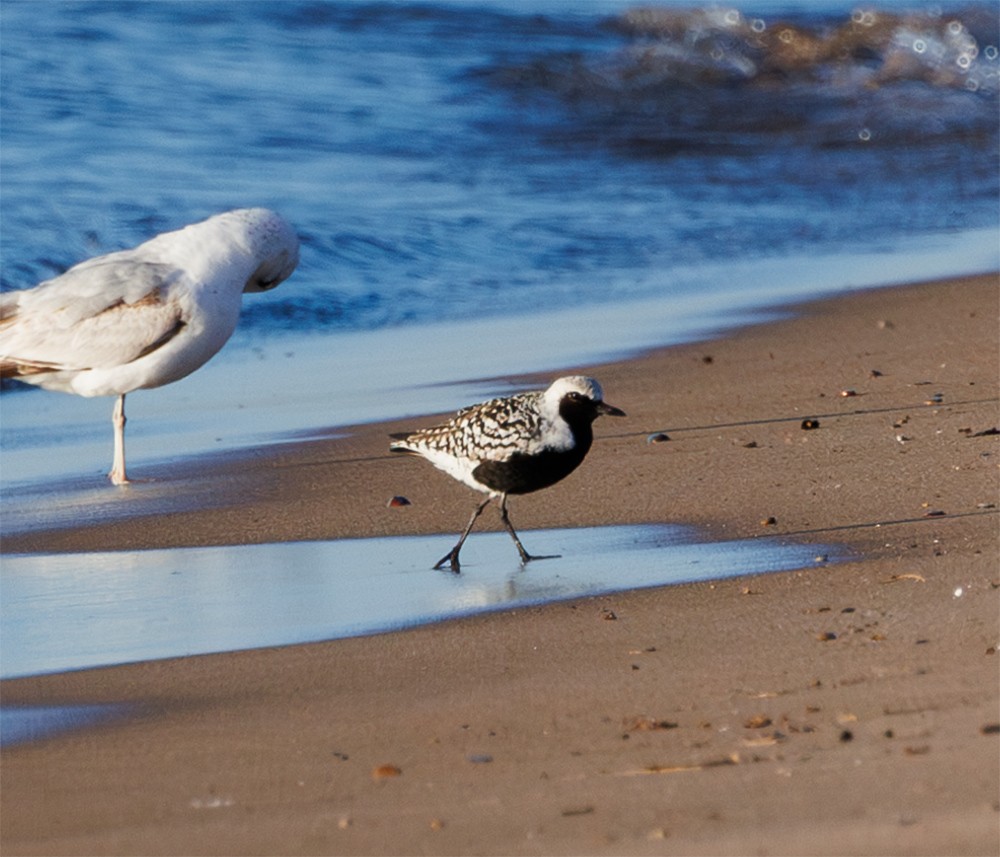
[559,392,602,429]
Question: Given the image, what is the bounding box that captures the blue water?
[1,0,998,485]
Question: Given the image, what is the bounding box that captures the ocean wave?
[485,5,998,150]
[2,1,996,343]
[611,6,997,90]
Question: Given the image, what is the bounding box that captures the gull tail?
[0,357,57,379]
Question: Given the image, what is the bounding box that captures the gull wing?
[0,258,187,374]
[3,254,183,324]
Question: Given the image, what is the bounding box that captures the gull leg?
[499,494,559,565]
[435,496,492,572]
[109,393,130,486]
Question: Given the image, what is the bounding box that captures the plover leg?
[109,393,130,486]
[499,494,559,565]
[435,495,493,572]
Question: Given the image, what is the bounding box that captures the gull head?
[223,208,301,293]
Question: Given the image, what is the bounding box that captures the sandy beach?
[2,273,998,856]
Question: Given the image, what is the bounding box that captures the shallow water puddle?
[1,704,127,748]
[1,524,839,683]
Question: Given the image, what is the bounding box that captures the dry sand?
[2,274,998,856]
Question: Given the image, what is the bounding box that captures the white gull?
[0,207,300,484]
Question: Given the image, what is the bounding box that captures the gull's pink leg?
[109,393,129,485]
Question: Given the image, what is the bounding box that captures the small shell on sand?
[372,764,402,780]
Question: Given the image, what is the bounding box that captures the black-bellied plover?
[389,375,625,570]
[0,209,299,484]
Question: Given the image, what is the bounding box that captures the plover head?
[543,376,626,424]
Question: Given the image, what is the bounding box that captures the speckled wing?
[393,391,545,463]
[0,258,187,375]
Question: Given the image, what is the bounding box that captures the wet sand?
[2,274,998,856]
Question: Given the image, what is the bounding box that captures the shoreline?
[3,225,997,491]
[2,273,998,856]
[4,273,997,556]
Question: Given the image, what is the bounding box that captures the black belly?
[472,445,589,495]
